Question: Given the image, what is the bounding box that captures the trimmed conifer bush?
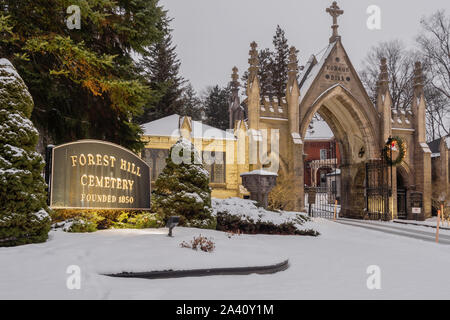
[0,59,51,246]
[153,138,215,228]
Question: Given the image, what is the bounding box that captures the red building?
[303,121,341,187]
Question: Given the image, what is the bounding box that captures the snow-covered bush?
[213,198,319,236]
[64,218,98,233]
[0,59,51,246]
[153,138,215,228]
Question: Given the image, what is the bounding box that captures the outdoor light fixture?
[167,216,180,237]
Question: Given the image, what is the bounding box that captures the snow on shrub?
[153,138,215,229]
[0,59,51,246]
[213,198,319,236]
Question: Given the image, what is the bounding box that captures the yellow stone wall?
[141,134,248,199]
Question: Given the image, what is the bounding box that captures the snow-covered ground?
[393,217,450,230]
[2,217,450,299]
[212,197,314,231]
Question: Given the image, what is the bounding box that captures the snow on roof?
[240,169,278,176]
[305,120,334,140]
[141,114,236,140]
[299,41,337,104]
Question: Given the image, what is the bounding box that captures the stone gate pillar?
[287,135,304,212]
[340,163,366,219]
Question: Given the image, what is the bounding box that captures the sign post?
[334,199,338,221]
[49,139,151,210]
[307,188,316,218]
[436,210,441,244]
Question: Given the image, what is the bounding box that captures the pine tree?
[203,85,231,130]
[0,59,51,246]
[153,138,214,228]
[180,83,203,121]
[240,26,295,99]
[0,0,166,152]
[241,48,274,97]
[271,25,290,99]
[139,23,185,123]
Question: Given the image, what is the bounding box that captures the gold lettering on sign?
[79,174,135,191]
[120,159,127,171]
[79,154,86,166]
[110,156,116,168]
[71,156,77,167]
[70,154,141,175]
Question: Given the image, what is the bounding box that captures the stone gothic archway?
[299,84,381,218]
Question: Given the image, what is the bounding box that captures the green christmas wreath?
[383,136,406,166]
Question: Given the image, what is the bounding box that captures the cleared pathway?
[336,218,450,245]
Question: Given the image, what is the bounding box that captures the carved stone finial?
[229,66,243,129]
[377,57,389,94]
[231,66,239,89]
[288,46,299,81]
[326,1,344,43]
[248,41,259,81]
[379,57,388,81]
[414,61,424,92]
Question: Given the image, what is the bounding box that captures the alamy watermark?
[66,5,81,30]
[66,265,81,290]
[170,125,280,173]
[366,265,381,290]
[367,5,381,30]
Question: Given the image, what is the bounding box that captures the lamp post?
[167,216,180,237]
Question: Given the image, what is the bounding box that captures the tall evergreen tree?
[138,21,185,123]
[180,83,203,121]
[0,59,51,246]
[271,25,290,99]
[240,26,295,99]
[203,85,231,130]
[0,0,166,152]
[241,48,274,97]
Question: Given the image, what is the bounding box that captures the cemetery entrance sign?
[49,140,151,210]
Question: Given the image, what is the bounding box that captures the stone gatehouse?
[142,1,450,220]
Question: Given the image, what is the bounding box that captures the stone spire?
[287,46,299,80]
[246,41,260,131]
[231,66,240,90]
[413,61,424,95]
[229,66,244,129]
[375,57,392,143]
[326,1,344,43]
[412,61,426,143]
[248,41,259,85]
[377,57,389,95]
[286,46,300,136]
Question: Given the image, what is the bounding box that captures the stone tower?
[229,66,244,130]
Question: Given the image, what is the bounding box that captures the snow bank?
[212,197,310,231]
[4,219,450,299]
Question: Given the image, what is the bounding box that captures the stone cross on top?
[326,1,344,43]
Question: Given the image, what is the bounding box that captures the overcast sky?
[160,0,450,94]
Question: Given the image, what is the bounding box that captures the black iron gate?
[305,142,339,219]
[365,159,390,220]
[397,189,407,219]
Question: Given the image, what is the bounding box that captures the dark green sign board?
[50,140,151,210]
